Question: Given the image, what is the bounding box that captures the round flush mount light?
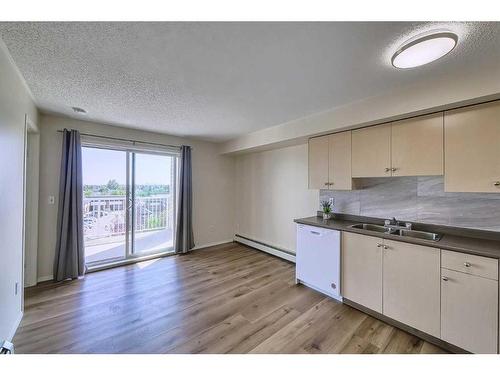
[391,31,458,69]
[72,106,87,115]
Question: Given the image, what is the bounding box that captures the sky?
[82,147,172,185]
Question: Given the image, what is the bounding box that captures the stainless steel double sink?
[349,223,442,241]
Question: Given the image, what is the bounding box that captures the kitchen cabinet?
[342,232,383,313]
[444,100,500,192]
[308,136,330,189]
[382,239,441,337]
[441,268,498,353]
[308,132,352,190]
[391,113,443,176]
[352,114,444,178]
[352,124,391,178]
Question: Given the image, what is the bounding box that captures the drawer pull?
[331,283,337,290]
[442,276,449,281]
[494,181,500,187]
[464,262,471,267]
[383,245,389,250]
[376,243,383,248]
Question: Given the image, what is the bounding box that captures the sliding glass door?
[131,152,176,257]
[82,146,178,268]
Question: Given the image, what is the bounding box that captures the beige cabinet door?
[391,113,444,176]
[352,124,392,177]
[441,268,498,353]
[382,240,440,337]
[342,232,383,313]
[308,136,330,189]
[444,101,500,192]
[328,132,352,190]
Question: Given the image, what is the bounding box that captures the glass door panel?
[132,152,176,256]
[82,147,128,265]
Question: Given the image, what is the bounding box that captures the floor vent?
[234,234,296,263]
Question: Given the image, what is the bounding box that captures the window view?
[82,146,177,267]
[82,147,127,265]
[132,152,176,255]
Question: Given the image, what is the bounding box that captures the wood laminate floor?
[14,243,448,354]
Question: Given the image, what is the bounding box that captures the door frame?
[81,144,179,270]
[23,114,40,289]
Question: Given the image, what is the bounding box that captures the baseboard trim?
[7,311,23,342]
[37,275,53,283]
[192,239,234,251]
[234,234,296,263]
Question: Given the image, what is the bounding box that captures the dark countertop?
[294,215,500,259]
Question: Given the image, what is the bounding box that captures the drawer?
[441,250,498,280]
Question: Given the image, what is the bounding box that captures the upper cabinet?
[352,124,392,178]
[444,101,500,193]
[352,115,444,178]
[309,99,500,190]
[308,136,330,189]
[308,132,352,190]
[391,113,444,176]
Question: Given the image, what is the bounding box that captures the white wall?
[234,144,318,253]
[37,114,235,281]
[0,40,38,341]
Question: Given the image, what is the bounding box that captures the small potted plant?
[321,200,333,220]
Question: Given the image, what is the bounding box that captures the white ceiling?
[0,22,499,142]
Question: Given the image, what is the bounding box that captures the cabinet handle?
[329,182,334,186]
[376,243,383,248]
[442,276,449,281]
[383,245,389,250]
[324,182,329,186]
[463,262,471,267]
[331,283,337,290]
[391,167,397,172]
[494,181,500,187]
[385,168,391,172]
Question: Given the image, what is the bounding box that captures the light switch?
[48,196,55,205]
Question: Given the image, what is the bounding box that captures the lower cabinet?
[441,268,498,353]
[342,232,383,313]
[382,239,441,337]
[340,230,500,353]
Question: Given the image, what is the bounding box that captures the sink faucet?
[384,217,412,230]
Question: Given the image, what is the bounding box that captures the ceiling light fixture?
[72,106,87,115]
[391,31,458,69]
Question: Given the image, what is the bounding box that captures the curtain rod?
[56,129,184,149]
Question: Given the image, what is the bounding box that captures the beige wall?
[37,114,235,281]
[234,144,318,253]
[0,40,38,340]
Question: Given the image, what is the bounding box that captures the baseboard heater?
[1,341,14,354]
[234,234,296,263]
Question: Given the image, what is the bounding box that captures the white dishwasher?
[296,224,342,301]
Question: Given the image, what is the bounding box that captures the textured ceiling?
[0,22,499,141]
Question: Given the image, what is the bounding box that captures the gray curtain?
[53,129,85,281]
[175,145,195,253]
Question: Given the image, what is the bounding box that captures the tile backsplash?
[320,176,500,232]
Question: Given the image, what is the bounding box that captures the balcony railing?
[83,195,172,240]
